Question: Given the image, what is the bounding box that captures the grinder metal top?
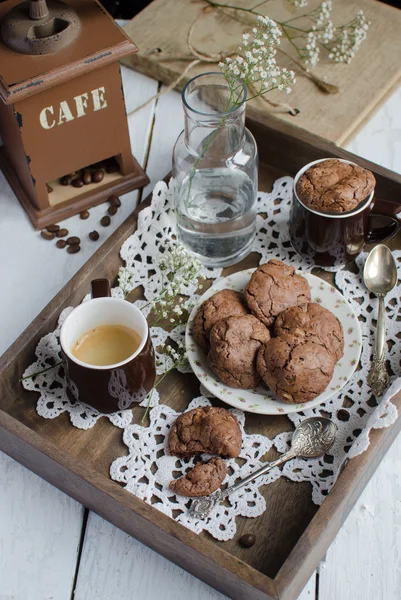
[1,0,81,55]
[0,0,138,104]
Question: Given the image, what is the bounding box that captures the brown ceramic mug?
[289,158,401,267]
[60,279,156,413]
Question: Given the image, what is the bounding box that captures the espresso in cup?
[290,158,400,267]
[72,324,142,366]
[60,279,156,413]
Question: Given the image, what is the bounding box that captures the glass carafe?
[172,72,258,268]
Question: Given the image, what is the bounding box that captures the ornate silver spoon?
[189,416,337,520]
[363,244,397,397]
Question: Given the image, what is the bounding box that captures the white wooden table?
[1,63,400,600]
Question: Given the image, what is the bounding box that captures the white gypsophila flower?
[317,20,335,44]
[173,305,184,316]
[220,15,295,99]
[315,0,332,27]
[281,1,367,67]
[147,242,202,322]
[164,341,188,368]
[118,266,135,296]
[288,0,308,7]
[326,10,369,64]
[302,30,320,67]
[159,243,202,294]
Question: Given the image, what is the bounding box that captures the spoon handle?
[376,296,387,360]
[188,449,298,519]
[221,449,297,499]
[368,295,389,396]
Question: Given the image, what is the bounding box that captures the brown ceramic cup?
[60,279,156,413]
[289,158,401,267]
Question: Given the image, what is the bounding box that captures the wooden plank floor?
[1,55,401,600]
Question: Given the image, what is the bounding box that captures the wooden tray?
[1,117,401,600]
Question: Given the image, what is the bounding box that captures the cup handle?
[367,197,401,244]
[91,279,111,299]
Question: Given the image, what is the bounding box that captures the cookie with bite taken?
[169,458,227,497]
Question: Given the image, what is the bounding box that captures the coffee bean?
[80,210,90,220]
[60,174,73,186]
[91,170,104,183]
[108,205,117,216]
[100,216,111,227]
[89,230,100,241]
[41,230,55,241]
[67,236,80,245]
[46,184,53,193]
[56,239,67,249]
[82,170,92,185]
[72,177,84,188]
[108,194,121,207]
[57,228,69,238]
[239,534,255,548]
[67,244,81,254]
[46,224,60,233]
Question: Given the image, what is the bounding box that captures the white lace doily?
[110,396,279,541]
[23,177,401,538]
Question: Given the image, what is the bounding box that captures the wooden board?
[122,0,401,145]
[1,115,401,600]
[0,451,84,600]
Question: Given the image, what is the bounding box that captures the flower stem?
[141,387,155,423]
[184,81,244,209]
[184,120,224,208]
[19,361,63,382]
[280,26,305,60]
[141,362,185,423]
[203,0,366,69]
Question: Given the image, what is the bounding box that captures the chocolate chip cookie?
[208,314,270,389]
[192,289,248,351]
[274,302,344,362]
[168,406,242,458]
[296,159,376,214]
[244,259,311,328]
[257,337,336,404]
[169,458,227,497]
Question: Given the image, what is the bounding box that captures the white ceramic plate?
[186,268,362,415]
